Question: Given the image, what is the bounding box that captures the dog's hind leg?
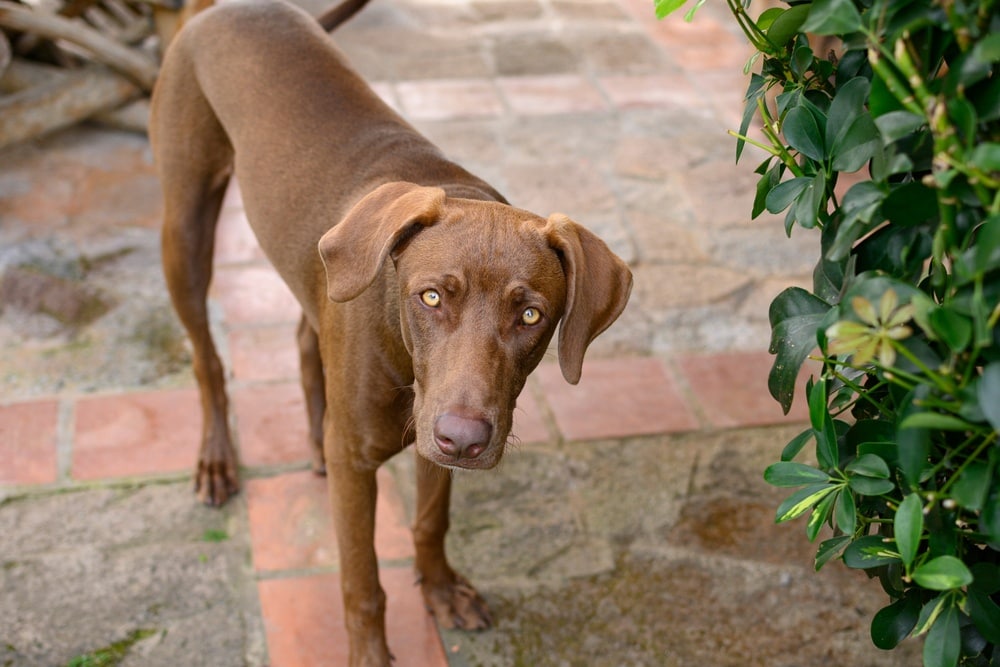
[297,314,326,474]
[151,44,239,506]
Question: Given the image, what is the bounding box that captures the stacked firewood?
[0,0,180,149]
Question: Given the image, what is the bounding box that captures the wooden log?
[0,58,141,150]
[59,0,100,19]
[92,96,148,133]
[0,30,10,78]
[0,0,157,89]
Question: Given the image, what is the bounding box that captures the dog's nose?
[434,413,492,460]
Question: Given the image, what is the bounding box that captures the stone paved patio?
[0,0,922,664]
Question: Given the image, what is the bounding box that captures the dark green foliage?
[657,0,999,664]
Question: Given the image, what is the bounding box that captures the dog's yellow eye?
[421,290,441,307]
[522,307,541,325]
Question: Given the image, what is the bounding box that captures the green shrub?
[656,0,999,665]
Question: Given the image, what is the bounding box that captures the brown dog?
[149,0,632,663]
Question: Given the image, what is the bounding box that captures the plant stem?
[891,342,958,396]
[937,434,998,497]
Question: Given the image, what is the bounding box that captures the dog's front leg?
[413,455,493,630]
[326,458,393,666]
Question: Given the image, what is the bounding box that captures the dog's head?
[318,181,632,470]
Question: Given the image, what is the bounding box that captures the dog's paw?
[420,572,493,631]
[194,459,240,507]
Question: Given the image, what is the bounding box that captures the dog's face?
[319,182,632,471]
[392,206,566,469]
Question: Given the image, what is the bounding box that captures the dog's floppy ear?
[318,182,446,302]
[544,214,633,385]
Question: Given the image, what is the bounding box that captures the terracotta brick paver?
[73,389,201,480]
[675,351,812,429]
[246,468,413,573]
[228,324,301,383]
[0,400,59,485]
[258,568,448,667]
[536,356,699,440]
[233,382,313,468]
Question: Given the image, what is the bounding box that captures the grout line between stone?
[55,397,75,483]
[659,355,712,431]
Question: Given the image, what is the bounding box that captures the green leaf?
[971,562,1000,595]
[737,74,766,163]
[980,490,1000,549]
[775,483,839,523]
[950,461,990,511]
[784,106,826,161]
[831,114,880,172]
[765,177,811,214]
[847,475,895,496]
[816,421,840,472]
[850,419,898,466]
[790,45,814,79]
[768,287,830,413]
[806,490,837,541]
[894,493,923,570]
[767,4,809,48]
[808,379,839,470]
[807,376,828,433]
[753,164,781,219]
[899,412,975,432]
[765,4,810,48]
[973,216,1000,275]
[654,0,688,19]
[826,76,881,173]
[969,143,1000,172]
[883,181,937,227]
[781,428,814,461]
[971,75,1000,123]
[971,32,1000,63]
[755,6,784,30]
[928,307,973,353]
[968,588,1000,644]
[898,396,931,489]
[979,362,1000,434]
[815,534,851,570]
[834,488,856,535]
[845,453,890,478]
[871,594,921,650]
[842,534,900,569]
[793,170,827,229]
[829,181,885,261]
[874,110,925,143]
[764,461,832,487]
[682,0,704,22]
[801,0,863,35]
[915,594,950,636]
[825,77,868,147]
[912,556,974,591]
[948,98,977,145]
[923,602,960,667]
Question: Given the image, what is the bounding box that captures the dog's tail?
[317,0,371,32]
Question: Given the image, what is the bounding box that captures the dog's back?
[150,0,502,313]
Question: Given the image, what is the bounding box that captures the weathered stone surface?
[0,484,266,667]
[493,34,578,76]
[633,263,751,311]
[1,266,111,327]
[417,428,923,667]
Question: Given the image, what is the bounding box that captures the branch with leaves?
[657,0,1000,665]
